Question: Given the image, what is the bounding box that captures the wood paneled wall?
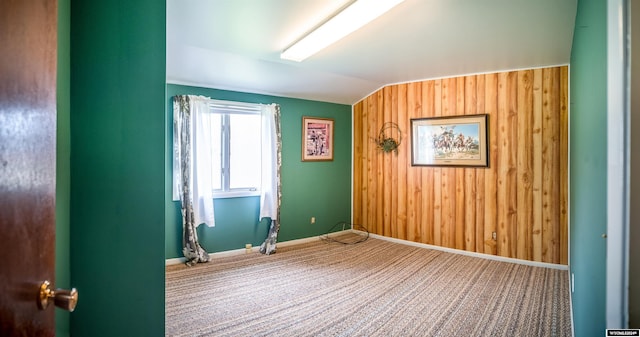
[353,66,568,264]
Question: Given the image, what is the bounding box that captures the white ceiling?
[167,0,577,105]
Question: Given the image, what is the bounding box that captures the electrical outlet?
[311,217,316,224]
[245,244,252,254]
[492,231,497,240]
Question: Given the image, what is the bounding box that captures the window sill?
[172,190,261,201]
[213,190,261,199]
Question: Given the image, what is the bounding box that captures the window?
[208,100,262,198]
[173,95,280,227]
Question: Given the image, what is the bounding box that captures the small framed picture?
[411,114,489,167]
[302,116,334,161]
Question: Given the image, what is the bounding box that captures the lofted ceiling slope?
[167,0,577,105]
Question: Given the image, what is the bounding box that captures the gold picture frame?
[410,114,489,167]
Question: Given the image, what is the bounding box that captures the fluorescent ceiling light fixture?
[281,0,406,62]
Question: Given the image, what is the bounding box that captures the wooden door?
[0,0,58,335]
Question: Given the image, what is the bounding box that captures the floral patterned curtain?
[173,95,210,266]
[259,104,282,255]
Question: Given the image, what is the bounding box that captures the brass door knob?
[38,280,78,312]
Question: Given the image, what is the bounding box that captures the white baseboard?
[165,229,352,266]
[165,246,259,266]
[165,257,187,266]
[362,231,569,270]
[166,229,567,271]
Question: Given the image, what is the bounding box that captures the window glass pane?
[229,114,261,190]
[210,114,222,191]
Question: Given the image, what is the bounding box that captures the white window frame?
[209,99,262,199]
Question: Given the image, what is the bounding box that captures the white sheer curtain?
[191,97,216,227]
[259,103,278,221]
[173,95,215,228]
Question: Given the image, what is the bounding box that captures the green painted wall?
[569,0,608,335]
[70,1,166,336]
[165,84,352,258]
[56,0,70,335]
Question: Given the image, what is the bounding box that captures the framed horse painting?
[410,114,489,167]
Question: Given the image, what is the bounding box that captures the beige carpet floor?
[166,233,572,337]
